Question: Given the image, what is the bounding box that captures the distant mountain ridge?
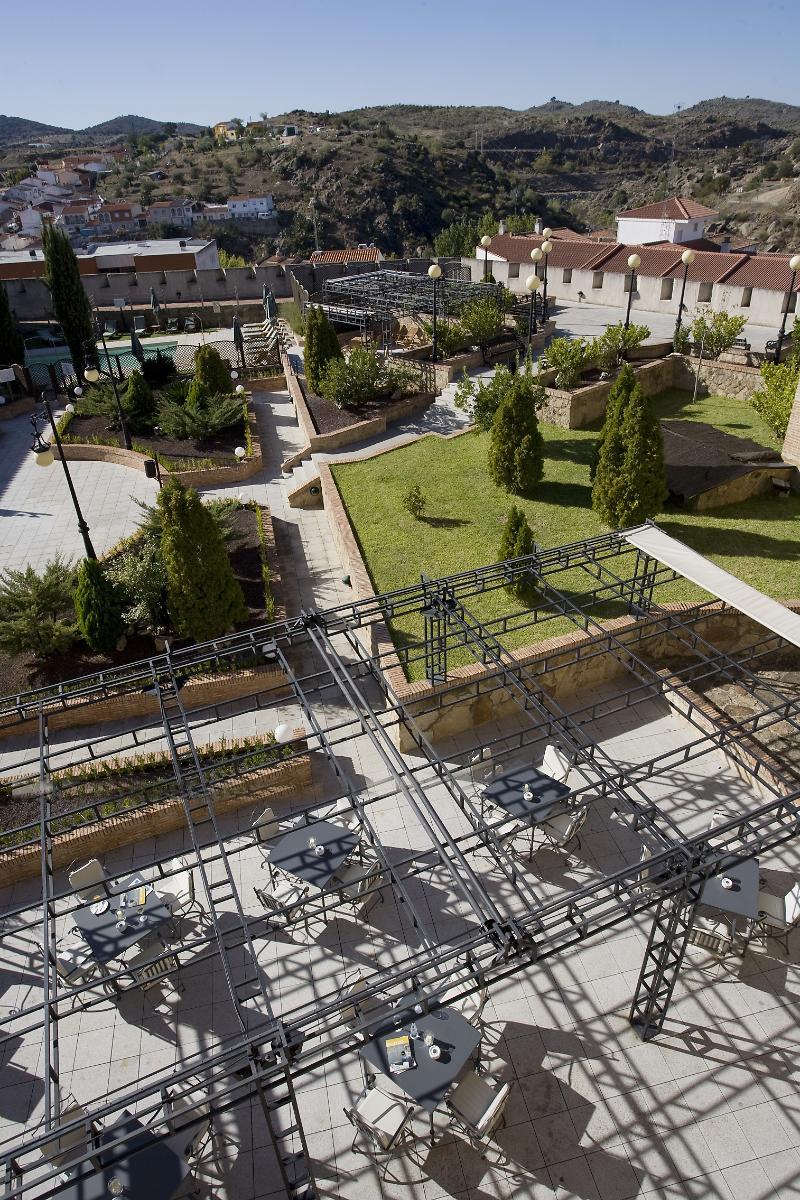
[0,113,204,146]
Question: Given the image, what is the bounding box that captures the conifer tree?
[592,383,667,528]
[498,506,537,602]
[304,306,343,394]
[159,480,247,642]
[75,558,124,652]
[0,282,24,366]
[589,362,636,482]
[123,370,155,433]
[42,224,94,378]
[193,344,233,396]
[488,375,545,496]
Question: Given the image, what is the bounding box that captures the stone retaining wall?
[690,466,794,511]
[0,736,311,885]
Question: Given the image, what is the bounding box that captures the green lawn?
[649,387,781,451]
[332,390,798,678]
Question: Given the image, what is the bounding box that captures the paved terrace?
[1,661,799,1200]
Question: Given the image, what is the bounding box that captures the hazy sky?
[5,0,800,128]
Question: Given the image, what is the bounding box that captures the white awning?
[623,524,800,650]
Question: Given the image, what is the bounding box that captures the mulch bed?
[301,380,397,436]
[62,412,246,464]
[662,419,780,503]
[0,506,270,696]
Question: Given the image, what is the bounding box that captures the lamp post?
[83,322,132,450]
[31,392,96,560]
[540,238,553,320]
[774,253,800,364]
[674,248,695,346]
[480,234,492,281]
[428,263,442,362]
[525,273,542,348]
[624,253,641,330]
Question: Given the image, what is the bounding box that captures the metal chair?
[338,971,386,1032]
[38,1098,99,1178]
[535,806,588,860]
[541,742,573,784]
[159,857,204,933]
[253,878,309,927]
[251,805,294,871]
[469,750,496,815]
[755,883,800,954]
[335,858,385,917]
[445,1071,512,1156]
[67,858,108,902]
[125,948,183,995]
[162,1086,213,1162]
[344,1084,415,1175]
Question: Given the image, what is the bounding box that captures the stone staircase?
[287,458,322,508]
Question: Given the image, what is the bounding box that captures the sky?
[4,0,800,129]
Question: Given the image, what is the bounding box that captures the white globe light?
[273,722,294,744]
[35,448,54,468]
[525,274,542,292]
[84,367,100,384]
[428,263,442,280]
[65,402,75,414]
[230,369,239,380]
[73,386,83,398]
[480,235,492,248]
[790,253,800,272]
[530,248,543,263]
[235,384,245,394]
[542,227,553,238]
[681,249,696,266]
[628,253,641,270]
[541,240,553,255]
[234,445,246,460]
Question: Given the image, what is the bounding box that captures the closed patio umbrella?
[232,314,246,370]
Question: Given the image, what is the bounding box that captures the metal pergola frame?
[1,524,799,1199]
[321,269,504,323]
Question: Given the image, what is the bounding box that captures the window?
[698,282,713,303]
[562,268,572,284]
[508,263,519,279]
[741,287,752,308]
[592,271,603,289]
[624,273,636,293]
[660,278,674,301]
[786,291,800,314]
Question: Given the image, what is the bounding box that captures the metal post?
[774,267,798,364]
[624,269,636,330]
[431,275,438,363]
[674,261,690,346]
[629,879,703,1040]
[528,288,537,347]
[542,257,549,320]
[40,393,97,560]
[96,323,132,450]
[484,246,489,282]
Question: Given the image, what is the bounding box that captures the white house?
[616,197,718,246]
[227,194,276,220]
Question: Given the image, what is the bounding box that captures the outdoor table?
[360,1005,481,1143]
[269,819,358,891]
[699,857,760,950]
[73,873,173,966]
[483,765,572,856]
[51,1110,190,1200]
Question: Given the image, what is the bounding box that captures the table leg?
[429,1110,435,1148]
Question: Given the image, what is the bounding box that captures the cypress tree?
[42,224,94,379]
[123,370,155,433]
[75,558,124,652]
[0,282,24,366]
[488,375,545,496]
[304,305,342,394]
[589,362,636,482]
[592,383,667,528]
[193,344,232,396]
[498,506,537,602]
[159,480,247,642]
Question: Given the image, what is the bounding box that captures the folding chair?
[335,858,385,918]
[254,878,309,928]
[125,947,183,996]
[67,858,108,902]
[161,1087,213,1162]
[533,806,588,861]
[38,1098,99,1179]
[541,742,573,784]
[755,882,800,955]
[344,1084,415,1176]
[158,857,204,934]
[445,1071,511,1157]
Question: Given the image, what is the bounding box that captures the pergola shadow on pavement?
[1,522,799,1198]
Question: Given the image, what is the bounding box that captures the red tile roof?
[722,254,800,293]
[617,197,718,221]
[310,247,382,264]
[484,234,608,268]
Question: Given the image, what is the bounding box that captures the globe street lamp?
[428,263,442,362]
[480,234,492,282]
[30,391,97,560]
[84,318,133,450]
[624,253,641,330]
[525,274,542,347]
[540,239,553,320]
[674,248,695,346]
[774,253,800,363]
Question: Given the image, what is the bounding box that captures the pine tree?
[487,375,545,496]
[123,370,155,433]
[74,558,124,652]
[193,344,233,396]
[498,506,537,602]
[589,362,636,482]
[592,383,667,528]
[0,281,24,366]
[159,480,247,642]
[304,305,342,394]
[42,224,94,379]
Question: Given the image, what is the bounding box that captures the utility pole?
[309,199,320,253]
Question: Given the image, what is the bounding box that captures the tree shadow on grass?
[659,517,800,562]
[536,478,594,507]
[420,515,471,529]
[543,434,599,464]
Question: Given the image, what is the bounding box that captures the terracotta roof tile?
[485,234,608,269]
[310,247,382,264]
[618,197,718,221]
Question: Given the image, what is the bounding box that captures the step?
[287,460,322,510]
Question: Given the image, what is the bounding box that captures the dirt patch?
[61,412,245,465]
[300,380,396,435]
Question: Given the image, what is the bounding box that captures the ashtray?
[314,845,325,856]
[115,920,127,932]
[720,876,734,890]
[428,1044,441,1061]
[90,900,109,916]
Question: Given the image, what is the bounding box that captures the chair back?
[786,882,800,926]
[449,1071,511,1139]
[253,806,280,844]
[542,743,572,783]
[476,1081,512,1136]
[39,1101,90,1169]
[543,809,579,844]
[68,859,106,898]
[470,750,494,786]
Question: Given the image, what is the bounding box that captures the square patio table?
[483,765,572,825]
[269,819,358,891]
[73,873,173,966]
[699,856,760,950]
[52,1110,189,1200]
[360,1006,481,1121]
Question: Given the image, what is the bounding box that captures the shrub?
[141,349,177,388]
[0,557,76,658]
[156,387,243,440]
[589,322,650,373]
[319,348,412,410]
[673,325,691,355]
[123,370,156,433]
[419,316,468,358]
[74,558,125,652]
[193,344,233,395]
[751,360,799,438]
[498,506,537,602]
[402,485,426,519]
[592,383,667,527]
[159,480,248,641]
[304,305,343,393]
[689,310,747,359]
[106,534,168,633]
[590,363,637,481]
[546,337,590,390]
[454,363,519,431]
[135,494,240,543]
[488,374,545,496]
[460,294,504,354]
